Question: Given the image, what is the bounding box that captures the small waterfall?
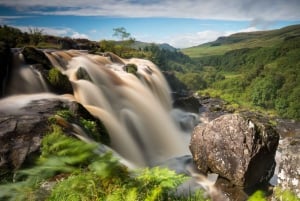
[44,50,189,166]
[5,51,50,95]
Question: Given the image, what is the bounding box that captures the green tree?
[113,27,131,41]
[28,27,44,46]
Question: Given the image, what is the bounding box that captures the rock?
[0,94,109,178]
[173,95,201,113]
[277,137,300,197]
[189,113,279,188]
[0,42,12,97]
[22,46,52,70]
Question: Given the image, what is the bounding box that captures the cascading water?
[5,49,190,167]
[1,49,226,199]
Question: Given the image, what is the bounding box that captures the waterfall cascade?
[5,49,191,167]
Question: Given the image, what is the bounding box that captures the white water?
[1,49,224,199]
[42,50,190,166]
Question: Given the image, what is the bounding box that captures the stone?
[189,113,279,188]
[277,137,300,197]
[173,95,201,113]
[0,94,109,178]
[0,42,12,97]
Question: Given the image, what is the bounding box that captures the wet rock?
[277,137,300,197]
[189,113,279,188]
[173,95,201,113]
[0,42,12,97]
[0,94,109,179]
[22,46,52,70]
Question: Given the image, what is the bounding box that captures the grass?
[181,25,300,58]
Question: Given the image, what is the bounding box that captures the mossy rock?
[47,68,73,94]
[22,46,52,70]
[123,63,138,75]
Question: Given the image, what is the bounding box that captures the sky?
[0,0,300,48]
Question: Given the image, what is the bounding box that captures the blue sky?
[0,0,300,48]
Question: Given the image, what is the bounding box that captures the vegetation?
[0,123,207,201]
[2,24,299,119]
[47,68,73,94]
[182,25,300,119]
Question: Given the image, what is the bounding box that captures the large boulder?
[189,113,279,188]
[277,137,300,197]
[0,94,109,179]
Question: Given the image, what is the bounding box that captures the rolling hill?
[181,24,300,58]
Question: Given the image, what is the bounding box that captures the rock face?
[0,95,109,177]
[0,42,12,97]
[173,95,201,113]
[189,113,279,188]
[277,137,300,197]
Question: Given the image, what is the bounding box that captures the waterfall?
[42,50,190,166]
[5,51,50,95]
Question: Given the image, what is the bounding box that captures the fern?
[0,123,207,201]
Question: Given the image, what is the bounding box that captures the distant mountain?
[181,24,300,58]
[131,41,177,51]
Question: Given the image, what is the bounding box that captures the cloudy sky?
[0,0,300,48]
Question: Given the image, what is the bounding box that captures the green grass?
[181,25,300,58]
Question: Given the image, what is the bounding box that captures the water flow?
[46,50,189,166]
[5,51,50,95]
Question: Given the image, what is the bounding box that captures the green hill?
[181,24,300,58]
[179,25,300,119]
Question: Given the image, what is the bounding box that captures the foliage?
[0,124,207,201]
[53,109,110,144]
[113,27,131,41]
[28,27,44,46]
[273,187,300,201]
[191,35,300,119]
[124,63,138,75]
[247,190,266,201]
[47,67,73,93]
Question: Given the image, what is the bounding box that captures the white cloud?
[71,32,89,39]
[12,25,89,39]
[168,27,259,48]
[0,0,300,21]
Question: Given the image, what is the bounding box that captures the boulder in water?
[189,113,279,187]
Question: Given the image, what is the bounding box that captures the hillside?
[131,41,177,51]
[181,24,300,58]
[179,25,300,119]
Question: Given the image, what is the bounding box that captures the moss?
[52,109,110,145]
[47,68,73,94]
[124,63,138,75]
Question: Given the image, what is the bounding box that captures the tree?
[113,27,131,41]
[28,27,44,46]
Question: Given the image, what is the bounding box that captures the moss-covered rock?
[124,63,138,75]
[47,68,73,94]
[0,96,110,181]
